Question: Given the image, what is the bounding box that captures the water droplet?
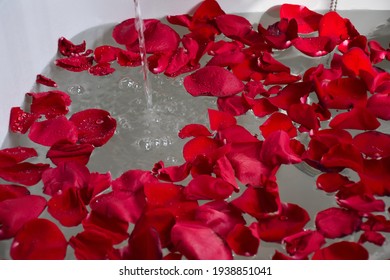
[118,77,139,90]
[96,119,104,125]
[67,85,85,95]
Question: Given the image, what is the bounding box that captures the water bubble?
[118,77,139,90]
[67,85,85,95]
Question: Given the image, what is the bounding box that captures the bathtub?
[0,0,389,260]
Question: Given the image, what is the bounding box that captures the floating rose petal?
[183,136,220,162]
[352,131,390,159]
[312,241,368,260]
[178,124,212,139]
[282,230,326,259]
[251,98,278,118]
[94,45,119,63]
[148,52,173,74]
[167,14,192,28]
[0,195,46,239]
[268,81,312,110]
[292,36,336,57]
[184,66,244,97]
[0,162,50,186]
[315,207,361,239]
[280,4,323,33]
[287,103,320,131]
[46,141,94,166]
[318,11,349,43]
[368,40,388,64]
[48,187,88,227]
[264,72,301,85]
[88,62,116,76]
[218,124,258,143]
[171,221,232,260]
[215,14,252,41]
[70,109,116,147]
[342,47,376,77]
[58,37,86,57]
[0,146,37,164]
[69,230,119,260]
[28,116,78,146]
[361,215,390,233]
[10,218,67,260]
[316,172,353,193]
[0,184,29,202]
[36,74,58,87]
[55,56,93,72]
[206,49,245,67]
[80,172,111,205]
[226,223,260,257]
[184,174,234,200]
[117,49,141,67]
[256,203,310,243]
[321,143,363,172]
[208,108,236,131]
[231,185,281,219]
[359,231,386,246]
[259,112,297,138]
[258,52,291,73]
[191,0,225,23]
[262,18,298,49]
[329,107,380,130]
[164,48,199,77]
[367,93,390,120]
[9,107,39,134]
[28,90,71,119]
[360,157,390,196]
[338,35,368,54]
[213,155,238,191]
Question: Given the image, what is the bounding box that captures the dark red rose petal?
[28,116,78,146]
[55,55,93,72]
[361,215,390,233]
[358,231,386,246]
[70,108,116,147]
[28,90,71,119]
[36,74,58,87]
[192,0,225,23]
[0,195,46,239]
[217,95,250,116]
[360,157,390,196]
[94,45,119,63]
[153,161,191,182]
[258,52,291,73]
[263,18,298,49]
[316,172,353,193]
[178,124,212,139]
[10,218,67,260]
[58,37,86,57]
[292,36,337,57]
[112,169,157,193]
[367,93,390,120]
[259,112,297,138]
[215,14,252,40]
[208,108,236,131]
[312,241,368,260]
[287,103,320,131]
[9,107,39,134]
[264,72,301,85]
[226,223,260,257]
[184,174,234,200]
[321,143,363,172]
[213,155,239,191]
[112,18,142,45]
[256,203,310,243]
[0,184,30,202]
[81,172,111,205]
[280,4,323,33]
[184,66,244,97]
[48,187,88,227]
[0,146,37,164]
[282,230,326,259]
[69,230,119,260]
[352,131,390,159]
[117,49,142,67]
[315,207,361,238]
[88,62,116,76]
[46,141,94,166]
[318,11,349,42]
[0,162,50,186]
[329,107,380,130]
[171,221,232,260]
[268,81,312,110]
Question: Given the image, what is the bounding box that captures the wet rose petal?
[256,203,310,243]
[165,48,198,77]
[0,184,30,202]
[258,52,290,73]
[0,162,50,186]
[153,161,191,182]
[264,72,301,85]
[318,11,349,43]
[28,90,71,119]
[69,230,119,260]
[213,155,238,191]
[215,14,252,40]
[359,231,386,246]
[81,172,111,205]
[184,174,234,200]
[287,103,320,131]
[259,112,297,138]
[28,116,78,146]
[321,143,363,172]
[368,40,388,64]
[10,218,67,260]
[208,108,236,131]
[0,146,37,164]
[367,93,390,120]
[206,49,245,68]
[268,81,312,110]
[183,136,220,162]
[55,55,93,72]
[0,195,46,239]
[263,18,298,49]
[315,207,361,238]
[282,230,326,259]
[226,223,260,257]
[94,45,119,63]
[178,124,212,139]
[117,49,142,67]
[292,36,336,57]
[342,47,376,77]
[58,37,86,57]
[316,172,353,193]
[48,187,88,227]
[251,98,278,118]
[167,14,192,28]
[88,62,116,76]
[184,66,244,97]
[352,131,390,159]
[46,141,94,166]
[171,221,232,260]
[70,109,116,147]
[329,107,380,130]
[9,107,39,134]
[360,157,390,196]
[36,74,58,87]
[312,241,368,260]
[280,4,323,33]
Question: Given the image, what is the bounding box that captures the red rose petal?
[360,157,390,196]
[208,108,236,131]
[268,81,312,110]
[0,162,50,186]
[153,161,191,182]
[178,124,212,139]
[292,36,337,57]
[148,52,173,74]
[367,93,390,120]
[318,11,349,42]
[361,215,390,233]
[256,203,310,243]
[28,116,78,146]
[316,172,353,193]
[112,18,142,45]
[368,40,388,64]
[287,103,320,131]
[272,250,296,260]
[70,109,116,147]
[215,14,252,40]
[46,141,94,166]
[213,155,238,191]
[263,19,298,49]
[352,131,390,159]
[0,195,46,239]
[342,47,376,77]
[321,143,363,172]
[192,0,225,23]
[280,4,323,33]
[36,74,58,87]
[329,107,380,130]
[251,98,278,118]
[264,72,301,85]
[88,62,116,76]
[315,207,361,238]
[0,146,37,164]
[167,14,192,28]
[226,223,260,257]
[206,49,245,68]
[259,112,297,138]
[171,221,232,260]
[28,90,71,119]
[312,241,368,260]
[58,37,86,57]
[48,187,88,227]
[10,218,67,260]
[359,231,386,246]
[183,136,220,162]
[183,66,244,97]
[9,107,39,134]
[55,55,93,72]
[218,124,259,143]
[184,174,234,200]
[94,45,119,63]
[0,184,30,202]
[81,172,111,205]
[164,48,198,77]
[258,52,291,73]
[282,230,326,259]
[217,95,250,116]
[117,49,142,67]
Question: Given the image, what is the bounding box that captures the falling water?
[133,0,153,110]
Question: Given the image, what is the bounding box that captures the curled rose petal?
[352,131,390,159]
[315,207,361,238]
[0,162,50,186]
[262,18,298,49]
[280,4,323,33]
[358,231,386,246]
[312,241,368,260]
[258,52,290,73]
[153,161,191,182]
[70,109,116,147]
[282,230,326,259]
[0,184,30,202]
[27,90,71,119]
[58,37,86,57]
[9,107,39,134]
[55,56,93,72]
[213,155,238,191]
[184,174,234,200]
[88,62,116,76]
[183,66,244,97]
[28,116,78,146]
[36,74,57,87]
[368,40,388,64]
[0,195,46,239]
[171,221,232,260]
[292,36,337,57]
[46,141,94,166]
[178,124,212,139]
[329,107,380,130]
[10,218,67,260]
[259,112,297,138]
[226,223,260,257]
[316,172,353,193]
[81,172,111,205]
[117,49,141,67]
